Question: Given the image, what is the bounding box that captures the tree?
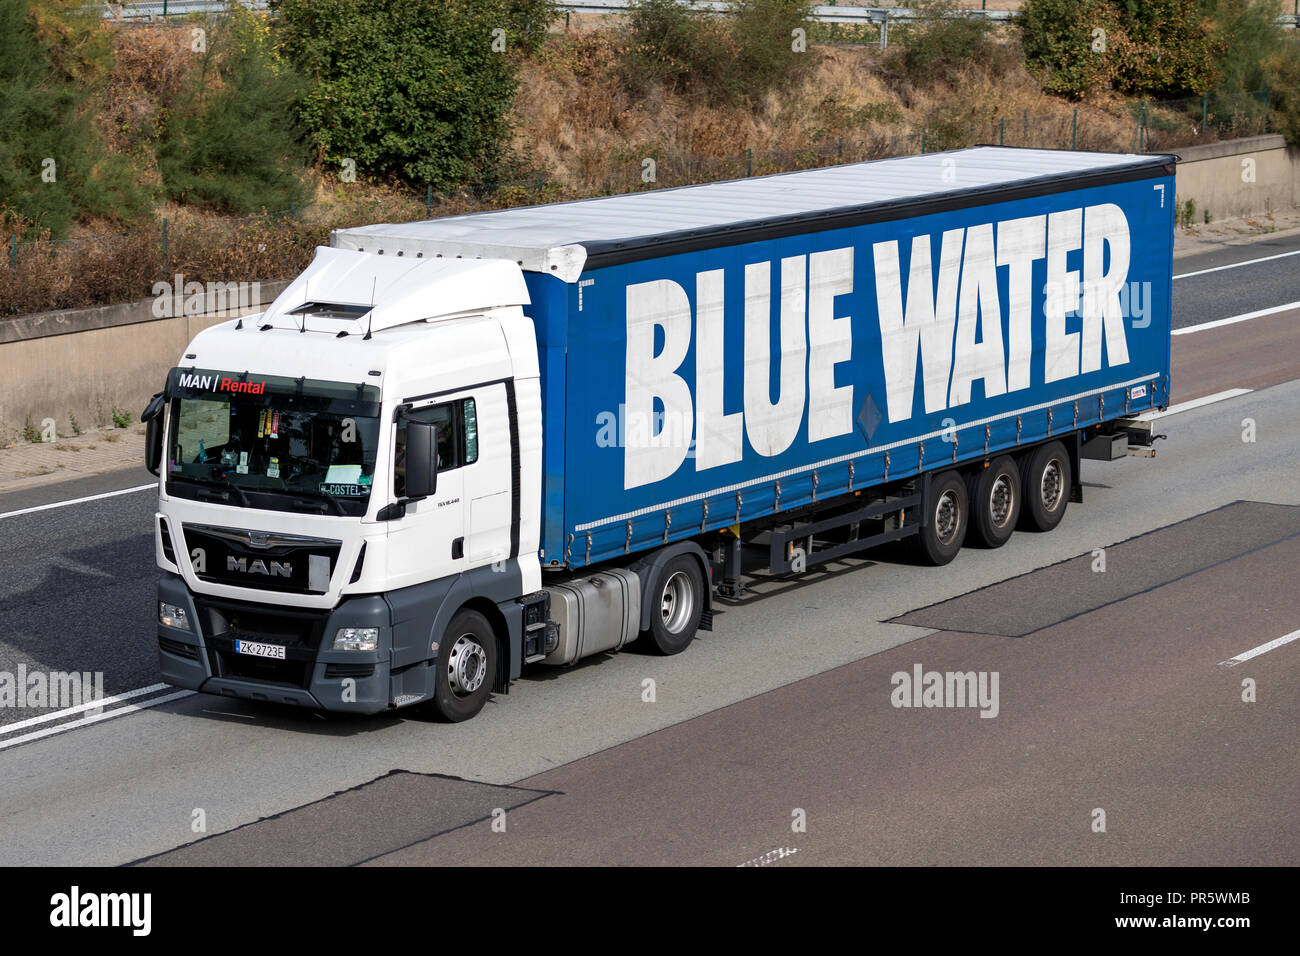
[0,0,151,237]
[158,4,309,214]
[1019,0,1220,99]
[274,0,531,188]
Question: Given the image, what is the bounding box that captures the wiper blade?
[278,487,349,517]
[171,473,251,507]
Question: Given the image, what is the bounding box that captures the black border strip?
[503,378,521,560]
[582,153,1176,271]
[397,376,511,415]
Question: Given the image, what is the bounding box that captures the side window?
[393,397,478,497]
[462,398,478,465]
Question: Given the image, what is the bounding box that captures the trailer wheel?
[967,456,1021,549]
[431,609,498,722]
[915,471,968,566]
[642,555,704,656]
[1019,441,1071,532]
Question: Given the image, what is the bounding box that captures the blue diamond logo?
[857,392,882,443]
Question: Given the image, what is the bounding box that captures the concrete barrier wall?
[1,133,1297,441]
[0,281,289,441]
[1173,134,1300,224]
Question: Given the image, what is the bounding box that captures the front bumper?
[156,571,402,714]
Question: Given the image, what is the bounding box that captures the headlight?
[159,602,190,631]
[332,627,379,651]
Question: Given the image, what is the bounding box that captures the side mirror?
[403,420,438,500]
[141,391,166,476]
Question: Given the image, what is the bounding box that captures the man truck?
[146,146,1174,721]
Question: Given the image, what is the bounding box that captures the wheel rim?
[660,570,695,634]
[935,490,961,545]
[989,473,1015,528]
[1040,459,1064,512]
[447,634,487,697]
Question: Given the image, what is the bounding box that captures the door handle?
[451,537,464,560]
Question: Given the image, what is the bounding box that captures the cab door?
[384,392,474,591]
[463,382,513,566]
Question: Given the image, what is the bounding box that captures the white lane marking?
[1175,247,1300,279]
[738,846,800,867]
[0,690,194,753]
[1172,301,1300,336]
[1137,388,1252,421]
[1219,628,1300,667]
[0,682,172,736]
[0,483,154,521]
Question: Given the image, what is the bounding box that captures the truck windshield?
[164,368,382,517]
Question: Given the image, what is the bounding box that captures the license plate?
[234,639,286,660]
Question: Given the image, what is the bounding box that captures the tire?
[641,555,705,656]
[915,470,968,566]
[431,609,498,722]
[1019,441,1071,532]
[967,456,1021,549]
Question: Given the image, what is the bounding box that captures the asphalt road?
[0,240,1296,866]
[1172,231,1300,330]
[354,502,1300,866]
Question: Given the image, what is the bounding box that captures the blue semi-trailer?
[145,146,1174,720]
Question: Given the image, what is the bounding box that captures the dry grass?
[99,24,194,165]
[513,32,1166,194]
[0,18,1270,318]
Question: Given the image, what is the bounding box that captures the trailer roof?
[332,146,1174,282]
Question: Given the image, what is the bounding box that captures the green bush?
[1200,0,1300,144]
[1112,0,1222,97]
[887,0,1013,88]
[1021,0,1235,99]
[621,0,735,100]
[1017,0,1128,98]
[158,4,310,214]
[498,0,559,56]
[1266,34,1300,145]
[1196,0,1275,94]
[622,0,811,106]
[730,0,814,98]
[0,0,153,237]
[274,0,524,189]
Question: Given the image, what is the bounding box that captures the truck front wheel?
[915,471,968,566]
[1019,441,1071,532]
[431,609,498,722]
[643,555,704,656]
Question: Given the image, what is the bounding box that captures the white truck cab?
[151,248,550,720]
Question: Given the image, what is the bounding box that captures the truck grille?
[193,597,329,690]
[183,525,342,595]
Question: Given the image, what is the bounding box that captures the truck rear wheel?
[967,456,1021,549]
[642,555,704,656]
[431,609,498,722]
[915,471,968,566]
[1019,441,1071,532]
